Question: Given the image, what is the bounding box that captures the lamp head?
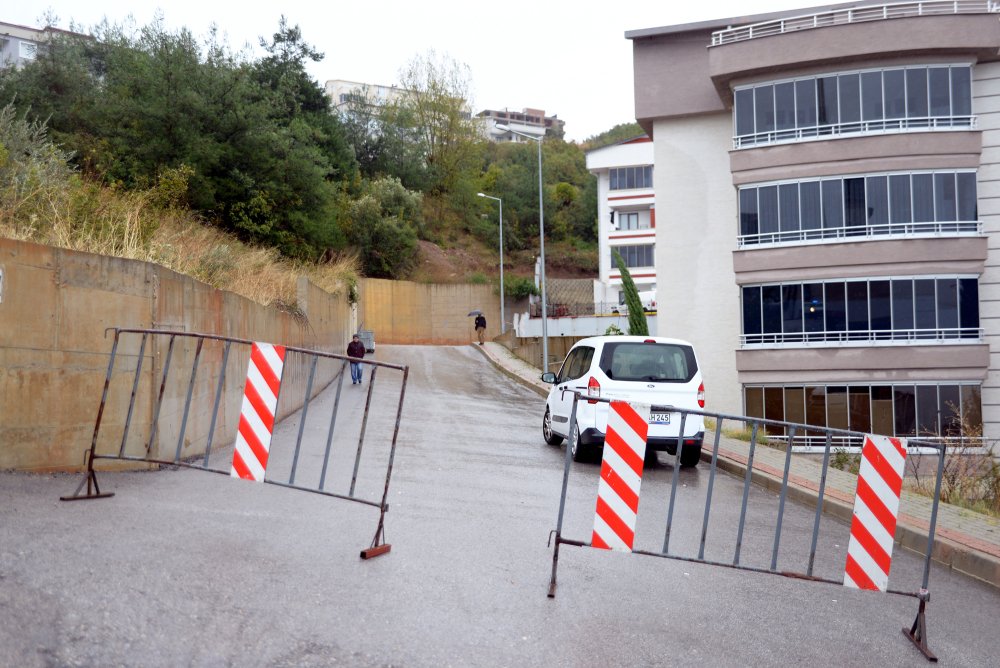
[477,193,485,197]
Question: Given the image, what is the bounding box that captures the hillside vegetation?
[0,17,629,305]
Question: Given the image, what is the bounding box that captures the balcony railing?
[528,302,657,318]
[741,327,983,346]
[711,0,999,47]
[733,115,976,150]
[737,220,982,248]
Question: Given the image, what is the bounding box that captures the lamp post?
[496,124,548,371]
[477,192,505,335]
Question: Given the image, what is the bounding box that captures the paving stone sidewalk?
[475,341,1000,589]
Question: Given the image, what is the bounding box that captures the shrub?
[503,275,538,300]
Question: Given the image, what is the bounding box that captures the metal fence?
[61,328,409,560]
[547,390,946,661]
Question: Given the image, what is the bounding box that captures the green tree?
[613,249,649,336]
[344,177,422,278]
[0,17,357,260]
[390,50,485,224]
[583,122,644,150]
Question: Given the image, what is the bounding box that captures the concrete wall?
[358,278,500,346]
[653,112,743,415]
[0,238,353,472]
[975,61,1000,439]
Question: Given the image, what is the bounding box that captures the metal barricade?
[547,391,946,662]
[61,328,409,560]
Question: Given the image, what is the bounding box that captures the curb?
[472,343,547,398]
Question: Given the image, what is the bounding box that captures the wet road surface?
[2,344,999,667]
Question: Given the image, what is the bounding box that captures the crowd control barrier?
[61,328,409,560]
[547,391,947,662]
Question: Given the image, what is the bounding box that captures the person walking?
[347,333,366,384]
[474,313,487,345]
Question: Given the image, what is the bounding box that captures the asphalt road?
[2,344,999,667]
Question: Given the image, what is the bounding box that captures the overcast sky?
[9,1,823,141]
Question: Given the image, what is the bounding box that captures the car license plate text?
[649,412,671,424]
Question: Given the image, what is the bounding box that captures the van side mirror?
[541,372,557,384]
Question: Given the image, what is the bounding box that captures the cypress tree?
[613,249,649,336]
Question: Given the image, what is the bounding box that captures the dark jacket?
[475,315,486,329]
[347,340,365,359]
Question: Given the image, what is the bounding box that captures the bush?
[503,275,538,300]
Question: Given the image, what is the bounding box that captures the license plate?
[649,412,671,424]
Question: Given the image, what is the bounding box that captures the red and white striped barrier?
[591,400,650,552]
[231,342,287,482]
[844,434,908,592]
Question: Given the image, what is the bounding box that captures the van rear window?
[599,342,697,383]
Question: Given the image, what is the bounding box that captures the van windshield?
[599,342,697,383]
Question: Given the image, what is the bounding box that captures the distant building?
[0,21,81,69]
[324,79,408,109]
[478,108,565,142]
[586,136,656,311]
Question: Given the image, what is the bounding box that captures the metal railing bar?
[733,421,759,566]
[807,431,834,576]
[662,412,687,555]
[349,365,378,497]
[698,417,724,560]
[146,334,176,456]
[552,533,921,598]
[319,360,349,491]
[202,340,231,469]
[770,425,797,572]
[922,442,947,589]
[92,330,121,459]
[118,332,147,458]
[106,327,406,372]
[288,354,318,486]
[90,454,383,508]
[174,337,204,465]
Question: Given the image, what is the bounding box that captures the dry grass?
[0,177,359,310]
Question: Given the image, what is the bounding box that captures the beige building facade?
[628,1,1000,444]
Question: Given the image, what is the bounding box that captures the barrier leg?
[547,531,561,598]
[902,590,937,662]
[360,507,391,560]
[60,449,115,501]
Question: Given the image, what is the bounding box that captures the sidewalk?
[474,341,1000,590]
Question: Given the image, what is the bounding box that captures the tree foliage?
[0,18,607,279]
[613,249,649,336]
[0,17,357,259]
[583,122,645,150]
[344,177,421,278]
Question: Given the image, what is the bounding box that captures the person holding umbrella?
[470,309,487,345]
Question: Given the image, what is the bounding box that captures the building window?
[616,211,651,231]
[610,165,653,191]
[738,170,978,246]
[18,41,37,61]
[741,277,980,345]
[744,383,982,444]
[733,65,973,148]
[611,244,654,269]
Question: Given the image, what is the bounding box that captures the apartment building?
[585,136,656,310]
[324,79,409,109]
[0,21,80,69]
[627,0,1000,444]
[477,108,565,142]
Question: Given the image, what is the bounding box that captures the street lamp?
[477,192,505,335]
[495,124,548,371]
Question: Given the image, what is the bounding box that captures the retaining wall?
[0,238,352,472]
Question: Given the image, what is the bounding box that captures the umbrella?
[467,309,484,317]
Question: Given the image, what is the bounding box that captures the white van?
[541,335,705,465]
